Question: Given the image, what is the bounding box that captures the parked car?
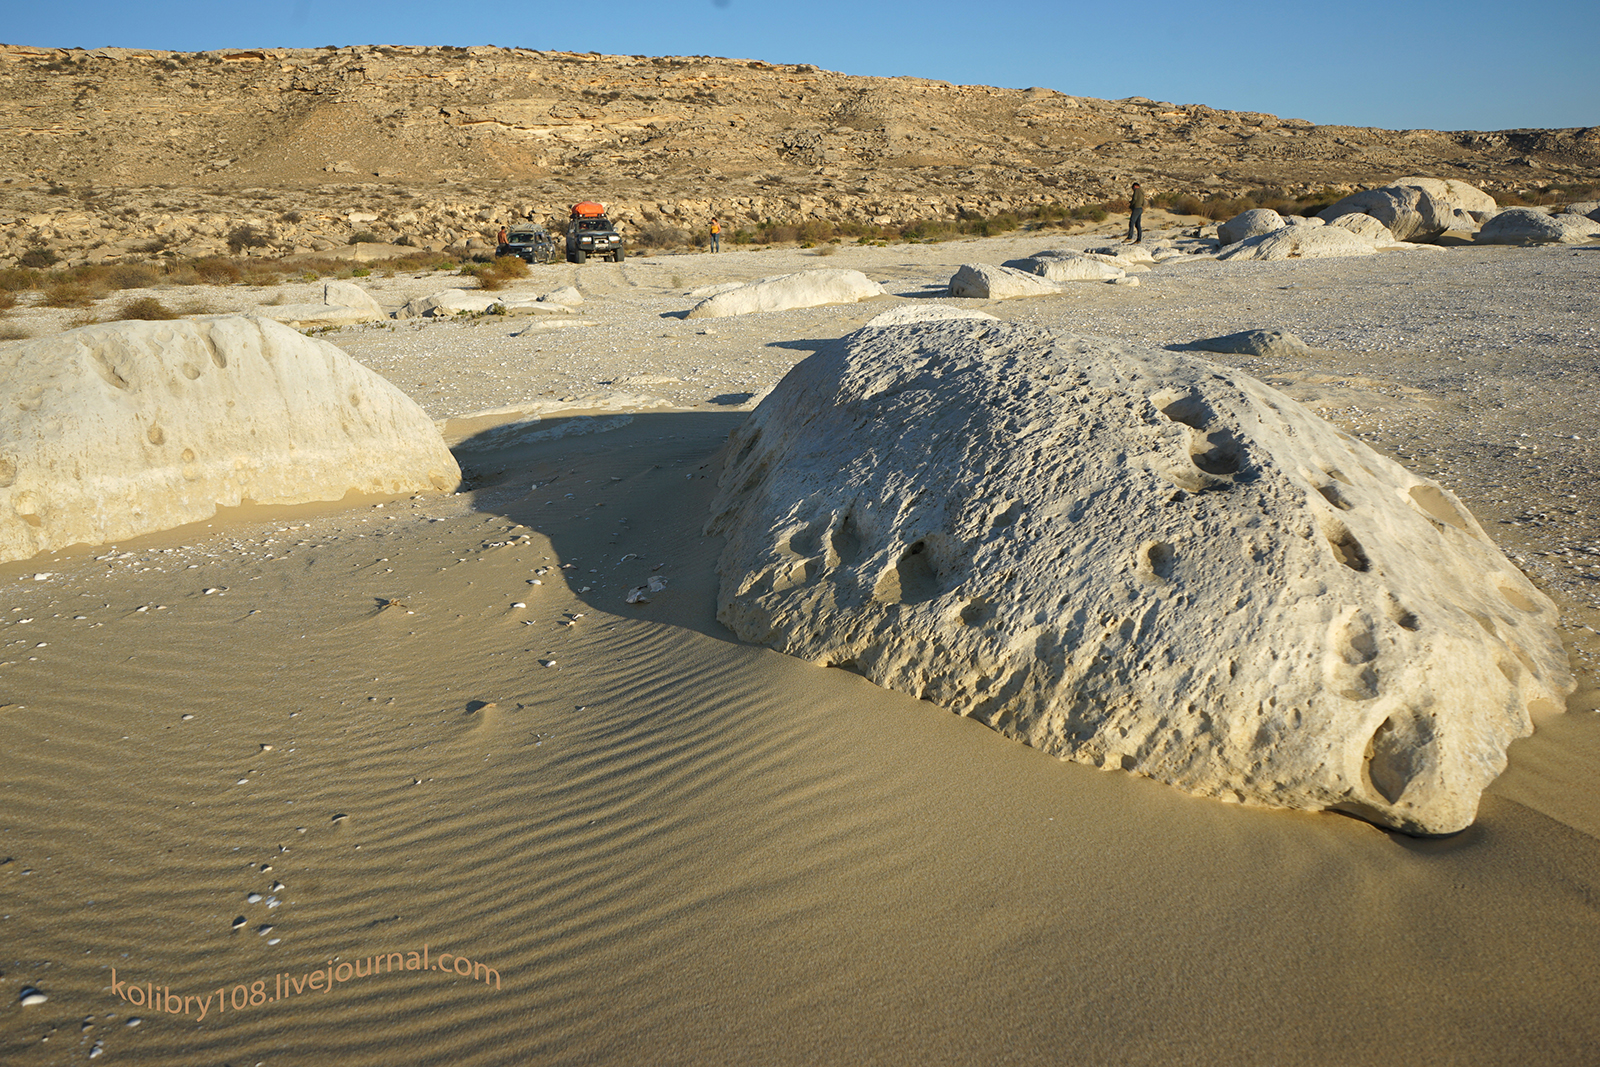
[496,227,557,264]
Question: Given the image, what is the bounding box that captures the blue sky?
[6,0,1597,132]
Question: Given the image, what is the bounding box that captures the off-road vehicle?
[496,226,556,264]
[565,202,624,263]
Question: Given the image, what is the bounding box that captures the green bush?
[349,231,380,245]
[226,225,269,253]
[19,247,58,269]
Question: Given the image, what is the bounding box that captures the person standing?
[1126,182,1146,244]
[709,217,721,253]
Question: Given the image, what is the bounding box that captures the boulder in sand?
[0,316,461,563]
[256,280,385,328]
[1218,208,1287,245]
[948,263,1063,300]
[1475,208,1600,245]
[708,319,1571,835]
[1218,226,1380,261]
[397,289,503,318]
[1003,250,1125,283]
[686,269,884,318]
[1326,213,1395,242]
[1318,179,1494,241]
[1562,201,1600,222]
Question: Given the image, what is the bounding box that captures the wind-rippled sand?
[2,232,1598,1065]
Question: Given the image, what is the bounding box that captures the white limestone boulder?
[1562,201,1600,222]
[540,285,584,307]
[1475,207,1600,245]
[948,263,1062,300]
[396,289,504,318]
[0,316,461,563]
[1327,212,1395,242]
[708,319,1571,835]
[1003,250,1125,283]
[1218,208,1287,245]
[864,304,998,328]
[1318,179,1494,241]
[686,269,885,318]
[1218,225,1380,261]
[256,280,385,327]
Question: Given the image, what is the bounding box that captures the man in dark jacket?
[1126,182,1146,243]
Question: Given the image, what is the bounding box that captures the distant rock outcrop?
[708,319,1571,835]
[0,316,460,562]
[686,269,885,318]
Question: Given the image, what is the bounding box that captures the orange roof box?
[570,201,607,218]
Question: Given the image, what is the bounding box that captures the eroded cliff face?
[1,43,1596,265]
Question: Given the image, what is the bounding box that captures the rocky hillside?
[2,42,1597,265]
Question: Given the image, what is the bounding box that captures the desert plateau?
[1,42,1599,1067]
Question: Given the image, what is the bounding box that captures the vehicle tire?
[572,249,586,264]
[611,249,623,263]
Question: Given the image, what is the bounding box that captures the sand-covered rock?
[1218,225,1381,261]
[948,263,1063,300]
[686,269,885,318]
[708,319,1571,835]
[864,304,998,328]
[1003,250,1126,283]
[1475,207,1600,245]
[1219,208,1287,245]
[0,316,460,562]
[1180,328,1311,357]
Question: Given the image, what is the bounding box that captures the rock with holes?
[0,315,461,563]
[708,319,1571,835]
[685,269,885,318]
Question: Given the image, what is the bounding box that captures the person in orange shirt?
[709,217,721,253]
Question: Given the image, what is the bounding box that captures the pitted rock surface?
[708,319,1572,834]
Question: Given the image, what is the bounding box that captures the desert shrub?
[349,231,379,245]
[226,225,269,253]
[0,324,30,341]
[281,210,303,223]
[43,282,97,308]
[731,229,755,245]
[117,296,178,321]
[490,255,529,279]
[350,266,371,278]
[813,243,837,256]
[20,247,59,269]
[189,258,245,285]
[635,221,692,248]
[105,262,161,289]
[0,268,41,292]
[0,291,16,312]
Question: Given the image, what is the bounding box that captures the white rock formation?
[1318,178,1494,241]
[948,263,1062,300]
[864,304,998,328]
[0,316,461,563]
[1563,201,1600,222]
[256,280,386,328]
[540,285,584,307]
[396,289,505,318]
[1326,213,1395,242]
[708,320,1571,835]
[1217,225,1380,261]
[1218,208,1287,245]
[1475,207,1600,245]
[1004,250,1126,283]
[686,269,885,318]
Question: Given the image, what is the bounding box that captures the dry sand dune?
[2,230,1599,1065]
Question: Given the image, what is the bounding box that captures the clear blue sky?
[6,0,1597,132]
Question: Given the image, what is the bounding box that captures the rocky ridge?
[1,43,1598,267]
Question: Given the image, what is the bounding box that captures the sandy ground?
[2,224,1599,1065]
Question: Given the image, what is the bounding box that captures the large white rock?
[1218,208,1287,245]
[686,269,885,319]
[708,320,1571,835]
[1326,212,1395,242]
[1562,201,1600,222]
[1475,207,1600,245]
[1003,250,1125,283]
[948,263,1063,300]
[1217,225,1380,261]
[1318,179,1494,241]
[256,280,386,328]
[0,316,461,563]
